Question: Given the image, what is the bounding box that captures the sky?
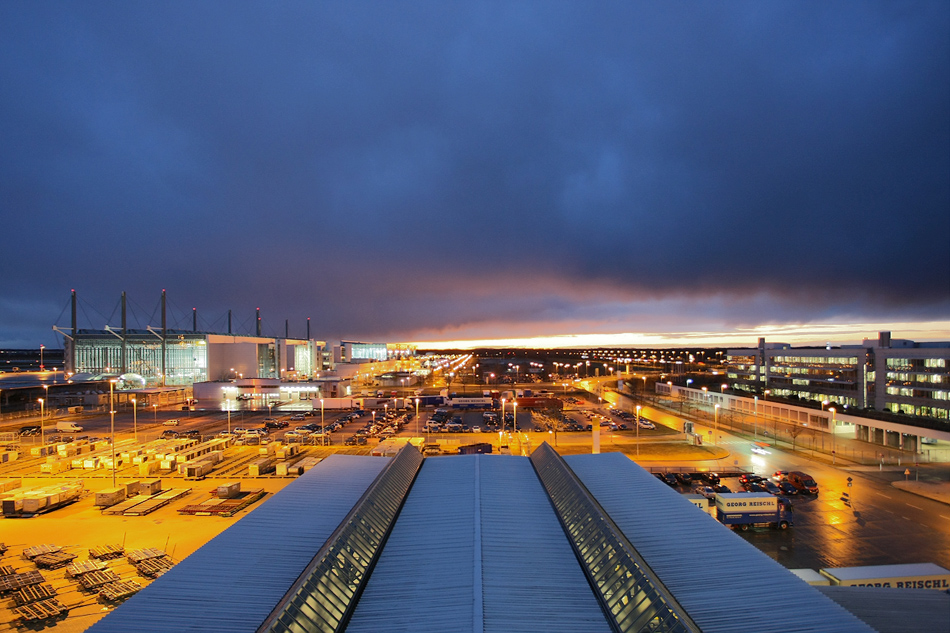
[1,2,948,350]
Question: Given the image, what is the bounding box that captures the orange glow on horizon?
[409,319,950,350]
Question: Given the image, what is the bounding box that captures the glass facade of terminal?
[71,331,208,386]
[346,342,388,362]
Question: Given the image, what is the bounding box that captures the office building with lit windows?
[726,332,950,422]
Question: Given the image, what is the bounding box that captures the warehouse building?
[85,445,923,633]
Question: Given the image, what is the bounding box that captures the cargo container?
[310,397,359,409]
[95,487,128,507]
[819,563,950,589]
[217,482,241,499]
[714,492,792,531]
[139,479,162,495]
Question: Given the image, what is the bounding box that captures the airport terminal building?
[59,291,326,388]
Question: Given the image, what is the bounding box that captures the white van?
[56,421,84,433]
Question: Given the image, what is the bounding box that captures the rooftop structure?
[89,446,889,633]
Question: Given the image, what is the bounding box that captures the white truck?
[311,397,359,410]
[714,492,791,531]
[819,563,950,589]
[56,421,84,433]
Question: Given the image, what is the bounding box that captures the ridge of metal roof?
[345,454,611,633]
[564,452,878,633]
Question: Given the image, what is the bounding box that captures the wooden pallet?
[89,544,125,560]
[13,583,57,606]
[98,580,142,602]
[0,571,44,594]
[79,569,121,590]
[65,559,108,577]
[33,551,77,569]
[135,556,174,578]
[22,544,62,560]
[178,489,265,516]
[126,548,166,564]
[13,597,68,622]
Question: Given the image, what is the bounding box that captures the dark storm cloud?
[0,1,947,346]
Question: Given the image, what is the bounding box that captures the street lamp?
[753,395,758,440]
[501,399,506,433]
[415,398,420,438]
[701,386,708,403]
[714,403,720,445]
[131,397,138,442]
[38,398,45,446]
[636,404,642,458]
[513,401,518,435]
[226,398,231,435]
[109,379,117,487]
[152,403,158,424]
[829,407,836,464]
[320,399,325,446]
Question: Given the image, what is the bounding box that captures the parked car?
[738,473,765,485]
[694,485,717,500]
[788,471,819,494]
[264,420,289,430]
[771,470,789,482]
[637,419,656,429]
[778,481,798,496]
[180,430,200,439]
[160,430,180,439]
[662,473,679,487]
[761,481,782,495]
[674,472,693,486]
[700,472,721,485]
[18,425,41,436]
[713,484,732,494]
[743,482,769,493]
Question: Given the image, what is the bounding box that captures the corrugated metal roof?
[345,455,611,633]
[564,452,878,633]
[817,586,950,633]
[88,454,389,633]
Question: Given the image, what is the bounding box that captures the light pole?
[829,407,836,464]
[226,398,232,435]
[714,404,720,445]
[320,399,325,446]
[513,401,518,436]
[636,404,642,458]
[415,398,420,438]
[753,395,758,440]
[152,403,158,424]
[109,379,117,487]
[132,397,138,442]
[501,399,506,433]
[40,344,45,372]
[38,398,45,446]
